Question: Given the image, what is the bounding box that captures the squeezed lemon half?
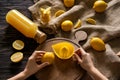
[10,52,23,63]
[52,42,74,59]
[12,40,24,50]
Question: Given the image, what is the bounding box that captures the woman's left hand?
[24,51,50,76]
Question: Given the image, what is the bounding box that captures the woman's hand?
[74,47,108,80]
[8,51,50,80]
[24,51,50,76]
[74,47,94,71]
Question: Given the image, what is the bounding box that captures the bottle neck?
[34,30,47,44]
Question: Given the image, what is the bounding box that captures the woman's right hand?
[74,48,108,80]
[74,47,94,71]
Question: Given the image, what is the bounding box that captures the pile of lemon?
[41,0,108,63]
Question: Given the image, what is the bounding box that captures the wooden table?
[0,0,38,79]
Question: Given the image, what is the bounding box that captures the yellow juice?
[6,9,38,38]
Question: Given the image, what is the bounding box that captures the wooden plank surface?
[0,0,39,79]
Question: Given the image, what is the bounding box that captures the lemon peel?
[40,7,51,23]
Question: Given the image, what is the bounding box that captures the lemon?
[52,42,74,59]
[90,37,106,51]
[10,52,23,63]
[41,52,55,64]
[55,10,65,17]
[93,0,108,12]
[86,18,96,25]
[74,19,82,29]
[64,0,74,7]
[61,20,73,31]
[12,40,24,50]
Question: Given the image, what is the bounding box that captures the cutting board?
[35,38,86,80]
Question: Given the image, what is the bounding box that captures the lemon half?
[52,42,74,59]
[10,52,23,63]
[12,40,24,50]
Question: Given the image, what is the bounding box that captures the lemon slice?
[12,40,24,50]
[86,18,96,25]
[10,52,23,63]
[55,10,65,17]
[52,42,74,59]
[74,19,82,29]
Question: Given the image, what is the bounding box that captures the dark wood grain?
[0,0,38,79]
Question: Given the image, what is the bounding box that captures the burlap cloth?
[29,0,120,80]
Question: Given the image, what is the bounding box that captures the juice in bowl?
[52,41,74,59]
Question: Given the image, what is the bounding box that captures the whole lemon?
[64,0,74,7]
[61,20,73,31]
[41,52,55,64]
[90,37,106,51]
[93,0,108,12]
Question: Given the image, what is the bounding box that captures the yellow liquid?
[6,9,38,38]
